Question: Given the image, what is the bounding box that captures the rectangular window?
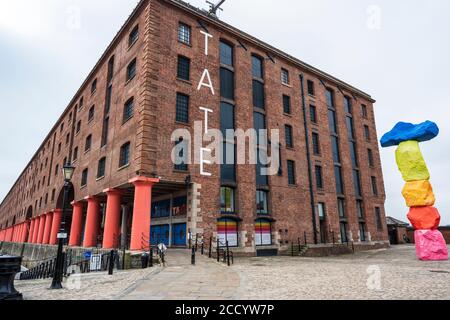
[310,105,317,123]
[177,55,190,81]
[312,132,320,155]
[350,141,358,167]
[326,89,334,107]
[97,157,106,179]
[375,207,383,230]
[105,85,112,114]
[81,169,88,187]
[359,223,367,242]
[256,155,269,186]
[281,68,289,85]
[76,121,81,134]
[253,112,266,146]
[85,135,92,152]
[328,109,338,134]
[252,80,265,108]
[307,80,315,96]
[364,125,371,141]
[107,56,115,83]
[220,68,235,100]
[346,117,355,140]
[221,142,236,182]
[101,117,109,147]
[88,106,95,122]
[315,165,323,189]
[357,200,365,219]
[340,222,348,243]
[174,138,188,171]
[283,95,291,114]
[285,125,294,148]
[73,147,78,161]
[331,136,340,163]
[220,187,235,214]
[220,41,233,66]
[361,104,368,118]
[353,169,362,197]
[338,198,346,218]
[123,97,134,123]
[176,93,189,123]
[368,149,374,167]
[119,142,131,167]
[91,79,97,94]
[371,176,378,196]
[287,160,296,185]
[256,190,269,215]
[252,55,263,79]
[129,25,139,47]
[317,203,326,219]
[127,58,137,81]
[344,96,352,114]
[220,102,235,136]
[178,23,191,45]
[335,166,344,195]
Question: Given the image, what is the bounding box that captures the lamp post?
[50,162,75,290]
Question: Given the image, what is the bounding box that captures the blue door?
[150,225,169,246]
[172,223,187,247]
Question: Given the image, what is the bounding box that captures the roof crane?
[206,0,226,17]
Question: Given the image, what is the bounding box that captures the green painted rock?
[395,141,430,182]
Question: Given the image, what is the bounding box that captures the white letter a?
[197,69,215,95]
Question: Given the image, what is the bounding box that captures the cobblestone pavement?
[15,246,450,300]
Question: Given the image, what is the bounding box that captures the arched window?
[255,219,272,246]
[217,218,238,247]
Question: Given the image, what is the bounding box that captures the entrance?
[151,224,170,246]
[172,223,187,246]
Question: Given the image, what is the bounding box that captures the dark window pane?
[350,141,358,167]
[91,79,97,94]
[315,166,323,189]
[344,96,352,114]
[129,25,139,47]
[283,95,291,114]
[101,117,109,147]
[254,112,266,146]
[357,200,365,219]
[312,133,320,155]
[119,142,131,167]
[81,169,88,187]
[326,89,334,107]
[176,93,189,123]
[281,69,289,84]
[256,190,269,215]
[220,187,235,213]
[88,106,95,122]
[307,80,315,96]
[174,138,188,171]
[107,56,114,82]
[123,98,134,123]
[221,142,236,182]
[359,223,367,241]
[97,157,106,178]
[220,68,234,100]
[310,105,317,123]
[328,110,337,134]
[346,116,354,139]
[252,55,263,78]
[85,135,92,152]
[287,160,296,185]
[256,153,269,186]
[105,85,112,114]
[361,104,368,118]
[364,125,371,141]
[340,222,348,243]
[285,125,293,148]
[338,199,346,218]
[335,166,344,195]
[331,136,340,163]
[220,41,233,66]
[253,80,265,108]
[375,207,383,230]
[353,169,362,197]
[220,102,235,136]
[178,23,191,44]
[127,59,137,81]
[371,176,378,195]
[368,149,374,167]
[177,56,190,80]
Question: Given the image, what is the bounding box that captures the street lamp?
[50,162,75,290]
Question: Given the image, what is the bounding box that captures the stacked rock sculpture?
[381,121,448,261]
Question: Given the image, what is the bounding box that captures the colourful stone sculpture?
[381,121,448,261]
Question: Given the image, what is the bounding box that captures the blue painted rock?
[395,141,430,182]
[380,121,439,148]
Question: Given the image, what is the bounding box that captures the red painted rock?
[407,206,441,230]
[415,230,448,261]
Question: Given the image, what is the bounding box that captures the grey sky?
[0,0,449,225]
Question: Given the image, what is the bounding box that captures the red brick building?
[0,0,388,255]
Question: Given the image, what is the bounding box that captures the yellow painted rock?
[402,180,435,207]
[395,141,430,182]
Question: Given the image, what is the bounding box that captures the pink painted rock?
[415,230,448,261]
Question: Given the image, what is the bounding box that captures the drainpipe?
[299,74,318,245]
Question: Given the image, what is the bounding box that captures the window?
[101,117,109,147]
[254,112,266,146]
[335,166,344,195]
[217,219,238,247]
[73,147,78,162]
[252,80,265,108]
[350,141,358,167]
[127,58,137,81]
[107,56,115,82]
[60,122,64,132]
[51,189,56,201]
[375,207,383,230]
[364,125,371,141]
[97,157,106,179]
[251,55,263,79]
[79,96,84,109]
[340,222,348,243]
[152,199,170,218]
[326,88,334,107]
[220,68,235,100]
[256,190,269,215]
[105,85,112,115]
[315,166,323,189]
[220,187,235,213]
[310,105,317,123]
[307,80,315,96]
[85,134,92,152]
[285,125,294,148]
[177,55,190,81]
[221,142,236,182]
[119,142,131,168]
[220,102,235,136]
[88,105,95,122]
[55,164,59,176]
[66,133,70,145]
[328,109,338,134]
[361,104,368,118]
[344,96,352,114]
[331,136,340,163]
[178,23,191,45]
[255,219,272,246]
[371,176,378,196]
[346,117,355,140]
[91,79,97,94]
[287,160,296,185]
[312,132,320,155]
[220,41,233,66]
[368,149,374,167]
[359,223,367,242]
[283,95,291,114]
[317,203,326,219]
[57,143,61,154]
[353,169,362,197]
[129,25,139,47]
[76,120,81,134]
[357,200,365,219]
[68,112,72,123]
[176,93,189,123]
[174,138,188,171]
[281,68,289,85]
[338,198,346,218]
[81,169,88,187]
[123,97,134,123]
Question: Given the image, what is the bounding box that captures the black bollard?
[217,239,220,262]
[201,242,204,255]
[226,241,230,267]
[149,248,153,268]
[108,250,115,275]
[0,255,23,301]
[191,247,196,265]
[208,237,212,258]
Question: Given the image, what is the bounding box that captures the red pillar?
[28,219,35,243]
[21,222,29,243]
[32,218,40,243]
[69,201,84,247]
[12,226,16,242]
[83,197,101,248]
[42,212,53,245]
[129,177,159,251]
[37,215,46,244]
[102,189,122,249]
[49,209,62,245]
[17,224,22,243]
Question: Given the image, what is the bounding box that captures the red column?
[12,226,16,242]
[129,177,159,251]
[83,197,101,248]
[32,218,40,243]
[42,212,53,245]
[69,201,84,247]
[21,222,29,243]
[17,224,22,243]
[37,215,46,244]
[49,209,62,245]
[102,189,122,249]
[7,227,13,242]
[28,219,35,243]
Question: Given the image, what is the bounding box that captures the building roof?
[386,216,409,227]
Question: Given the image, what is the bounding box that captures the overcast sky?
[0,0,449,225]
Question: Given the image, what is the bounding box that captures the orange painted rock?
[402,180,435,207]
[415,230,448,261]
[407,206,441,230]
